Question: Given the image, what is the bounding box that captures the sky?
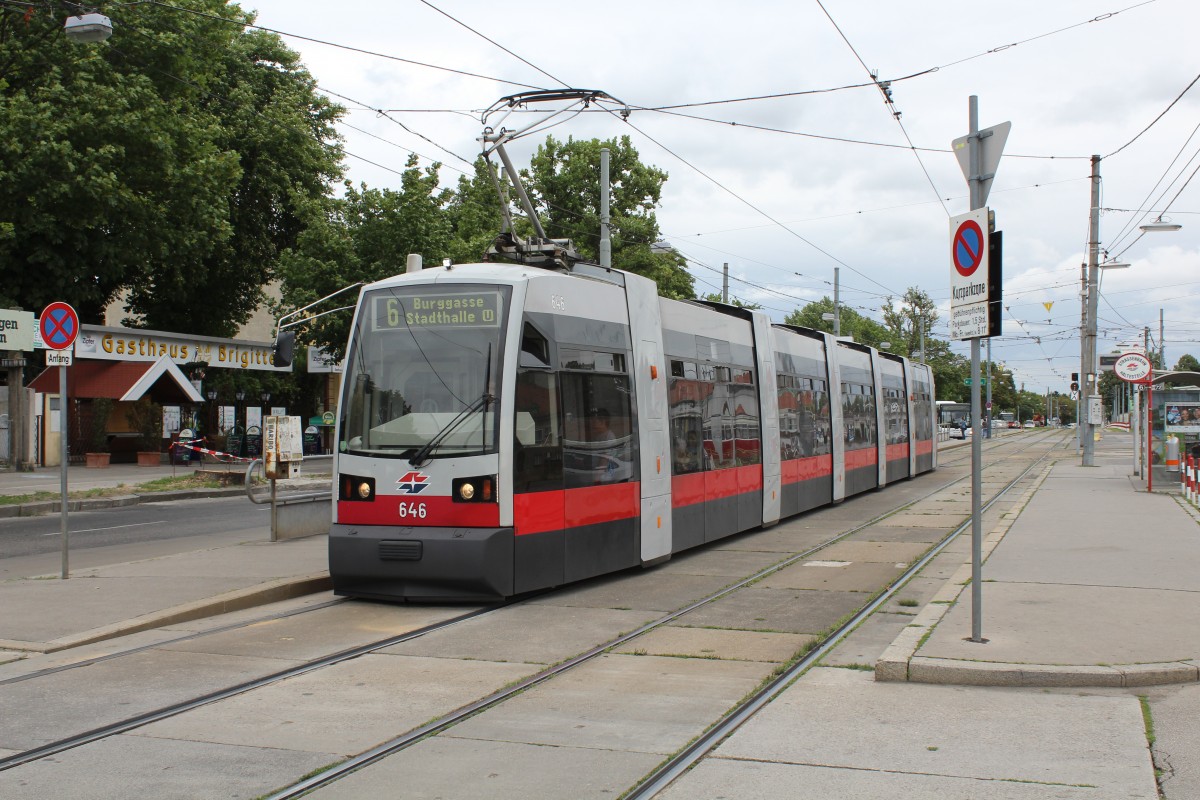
[239,0,1200,392]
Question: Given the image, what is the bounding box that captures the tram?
[324,260,936,601]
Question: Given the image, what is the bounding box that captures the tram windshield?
[339,284,511,459]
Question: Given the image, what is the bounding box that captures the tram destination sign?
[374,291,501,330]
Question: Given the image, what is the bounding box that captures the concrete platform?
[876,431,1200,688]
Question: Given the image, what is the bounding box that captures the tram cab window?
[520,322,551,368]
[514,369,563,493]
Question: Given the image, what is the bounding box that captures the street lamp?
[235,390,245,430]
[64,13,113,43]
[206,389,218,435]
[1139,216,1182,233]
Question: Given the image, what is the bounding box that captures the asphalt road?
[0,495,274,560]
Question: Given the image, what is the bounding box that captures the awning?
[28,355,203,402]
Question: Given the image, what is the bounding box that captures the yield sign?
[39,302,79,351]
[952,121,1011,207]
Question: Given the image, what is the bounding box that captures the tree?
[784,298,890,347]
[1174,354,1200,373]
[523,135,694,299]
[701,292,761,310]
[0,2,344,333]
[275,156,453,358]
[881,288,937,361]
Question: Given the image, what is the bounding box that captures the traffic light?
[1071,372,1079,382]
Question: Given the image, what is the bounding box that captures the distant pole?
[599,148,611,269]
[1078,260,1086,452]
[1160,308,1165,368]
[833,267,841,336]
[1082,155,1101,467]
[968,95,984,643]
[919,317,926,363]
[985,338,992,437]
[722,263,729,303]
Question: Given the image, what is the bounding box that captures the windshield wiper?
[408,392,494,467]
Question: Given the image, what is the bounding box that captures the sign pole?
[967,96,985,643]
[59,364,69,579]
[40,302,80,580]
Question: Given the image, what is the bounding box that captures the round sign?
[952,219,985,277]
[1114,352,1152,383]
[39,302,79,351]
[321,411,335,425]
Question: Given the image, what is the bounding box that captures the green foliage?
[277,137,697,358]
[701,292,761,310]
[128,397,163,451]
[0,2,344,332]
[275,155,453,358]
[523,135,694,299]
[784,297,890,347]
[89,398,114,453]
[1173,353,1200,373]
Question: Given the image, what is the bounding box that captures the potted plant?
[85,398,113,468]
[129,397,164,466]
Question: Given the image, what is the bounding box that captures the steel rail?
[624,436,1066,799]
[0,604,500,771]
[261,433,1064,799]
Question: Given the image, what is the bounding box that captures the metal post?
[1082,155,1101,466]
[985,338,992,438]
[1133,382,1140,476]
[599,148,611,269]
[722,263,729,303]
[833,267,841,336]
[1148,382,1154,493]
[59,365,69,579]
[1160,308,1165,368]
[919,317,926,363]
[1078,259,1086,452]
[968,95,984,643]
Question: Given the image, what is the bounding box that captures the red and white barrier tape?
[168,439,256,463]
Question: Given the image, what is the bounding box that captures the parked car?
[1008,421,1020,429]
[1023,421,1035,428]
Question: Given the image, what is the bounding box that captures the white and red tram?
[329,261,935,601]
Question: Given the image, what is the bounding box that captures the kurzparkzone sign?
[949,208,990,340]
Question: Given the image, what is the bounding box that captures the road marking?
[42,521,166,536]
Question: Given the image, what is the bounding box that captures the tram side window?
[778,373,802,460]
[669,359,704,474]
[561,371,636,489]
[731,368,760,466]
[704,371,735,470]
[843,382,877,449]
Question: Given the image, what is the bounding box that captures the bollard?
[1166,435,1181,473]
[1185,456,1191,502]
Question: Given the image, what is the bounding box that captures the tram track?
[259,431,1065,799]
[0,431,1063,790]
[625,432,1067,799]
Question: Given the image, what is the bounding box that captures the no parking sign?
[949,209,990,340]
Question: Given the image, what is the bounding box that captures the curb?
[0,572,332,654]
[874,459,1200,688]
[0,481,334,517]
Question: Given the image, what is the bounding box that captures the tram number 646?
[398,502,428,520]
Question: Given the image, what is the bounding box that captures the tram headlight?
[453,475,496,503]
[339,474,375,502]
